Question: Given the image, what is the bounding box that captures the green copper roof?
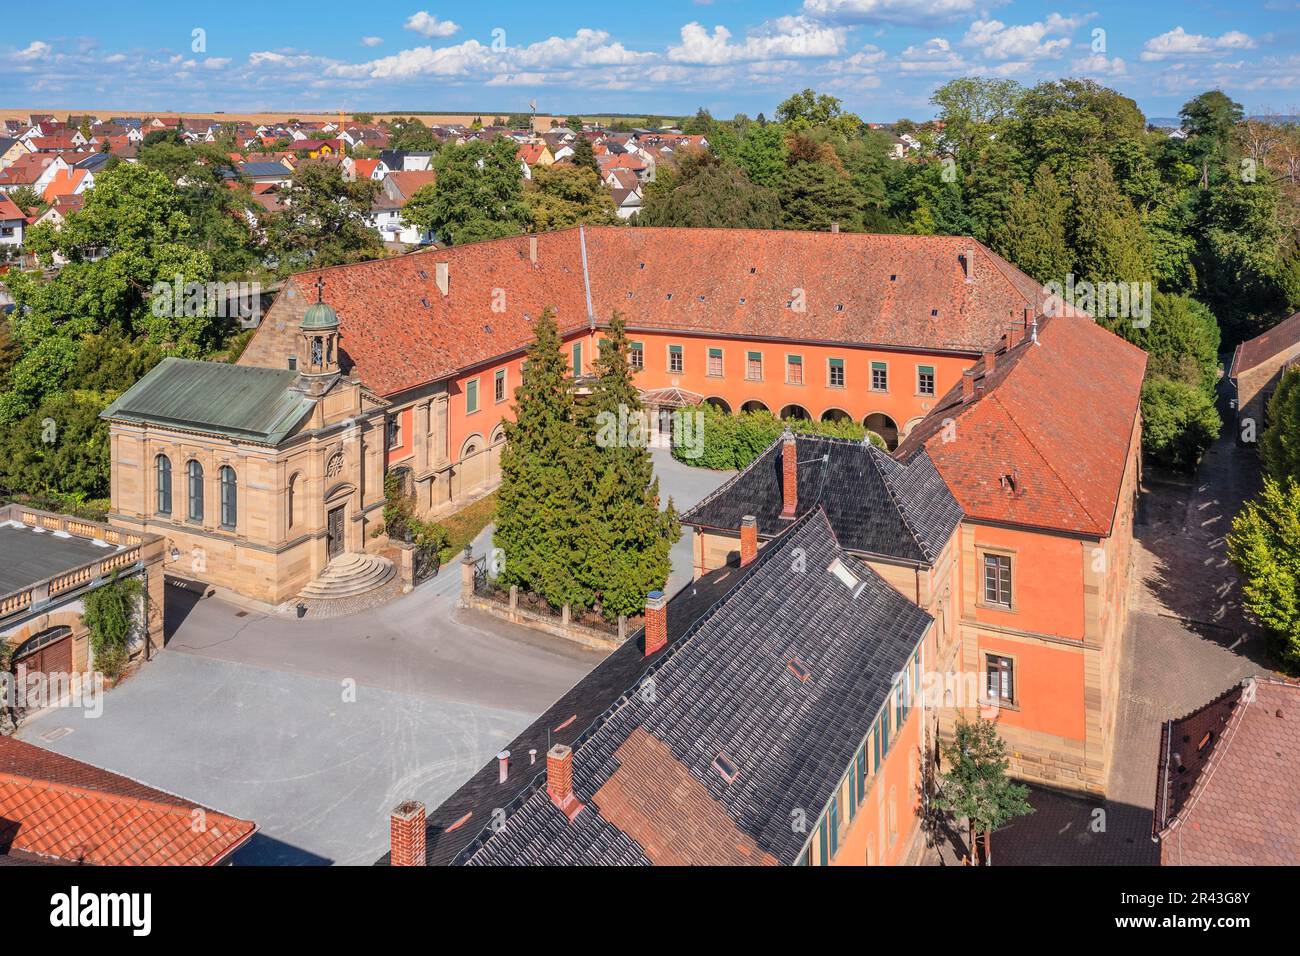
[300,301,339,331]
[100,357,315,446]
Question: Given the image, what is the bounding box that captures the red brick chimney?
[546,744,584,821]
[740,515,758,567]
[644,590,668,656]
[780,429,798,519]
[983,349,996,373]
[390,800,426,867]
[1023,306,1034,328]
[962,368,976,402]
[1007,323,1023,348]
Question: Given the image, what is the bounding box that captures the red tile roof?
[0,737,256,865]
[895,312,1146,537]
[1155,679,1300,866]
[516,144,548,166]
[350,158,380,180]
[1229,310,1300,378]
[0,194,25,222]
[255,227,1052,401]
[384,170,436,200]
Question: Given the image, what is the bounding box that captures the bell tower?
[298,276,340,378]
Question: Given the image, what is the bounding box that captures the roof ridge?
[0,769,243,823]
[874,447,932,562]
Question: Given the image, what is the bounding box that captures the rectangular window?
[494,368,506,403]
[987,654,1015,704]
[572,342,582,376]
[786,354,803,385]
[871,361,888,392]
[707,347,723,377]
[983,553,1012,608]
[629,341,644,370]
[466,378,479,414]
[817,823,828,866]
[828,357,845,388]
[856,749,868,806]
[872,722,882,771]
[828,797,840,859]
[668,344,683,374]
[746,351,763,381]
[917,364,936,396]
[386,417,401,449]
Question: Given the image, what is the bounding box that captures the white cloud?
[361,36,384,47]
[803,0,994,26]
[897,37,967,73]
[404,12,460,38]
[202,57,232,69]
[13,40,52,61]
[1141,27,1255,61]
[1071,53,1126,76]
[961,13,1087,61]
[667,17,846,64]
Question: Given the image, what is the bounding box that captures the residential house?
[0,736,255,865]
[0,153,69,195]
[1228,309,1300,439]
[1153,678,1299,865]
[369,170,436,245]
[516,143,553,180]
[0,194,25,246]
[388,506,938,866]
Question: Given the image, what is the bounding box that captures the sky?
[3,1,1299,121]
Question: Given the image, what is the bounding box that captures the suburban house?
[0,153,69,195]
[516,142,554,179]
[1,505,166,706]
[1153,677,1298,865]
[386,507,937,866]
[368,170,436,246]
[0,736,255,865]
[1228,309,1300,439]
[0,194,25,247]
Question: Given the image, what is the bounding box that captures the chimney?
[1023,306,1034,328]
[780,429,798,519]
[389,801,426,867]
[830,221,840,234]
[983,349,996,373]
[644,590,668,656]
[546,744,584,821]
[740,515,758,567]
[435,261,449,296]
[529,235,538,264]
[963,249,975,283]
[962,368,976,402]
[1006,323,1023,348]
[497,749,510,783]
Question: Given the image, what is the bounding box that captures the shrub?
[82,572,146,680]
[674,404,881,470]
[1228,476,1300,671]
[1140,375,1220,471]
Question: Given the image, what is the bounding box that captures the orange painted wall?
[971,523,1085,641]
[383,406,413,469]
[625,331,974,431]
[832,703,923,866]
[977,633,1086,741]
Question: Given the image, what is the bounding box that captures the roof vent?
[749,266,756,274]
[787,658,811,682]
[890,274,897,281]
[712,752,739,784]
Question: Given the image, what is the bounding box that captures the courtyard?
[14,449,734,865]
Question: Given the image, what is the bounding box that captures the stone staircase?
[298,553,396,601]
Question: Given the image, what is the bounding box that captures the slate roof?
[100,357,315,445]
[0,737,256,866]
[895,313,1146,537]
[264,227,1048,399]
[683,434,962,564]
[1229,310,1300,378]
[1154,678,1300,865]
[453,509,933,866]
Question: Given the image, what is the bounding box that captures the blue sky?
[3,1,1298,120]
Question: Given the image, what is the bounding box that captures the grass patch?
[438,491,498,563]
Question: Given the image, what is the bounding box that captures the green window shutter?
[669,344,682,354]
[789,354,802,365]
[871,361,886,371]
[829,358,844,369]
[747,351,761,361]
[572,342,582,374]
[466,379,478,413]
[708,347,722,358]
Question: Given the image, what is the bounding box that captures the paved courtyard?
[15,449,736,865]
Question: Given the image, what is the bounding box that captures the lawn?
[438,491,497,562]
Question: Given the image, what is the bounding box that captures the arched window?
[187,460,204,522]
[219,466,237,529]
[155,455,172,515]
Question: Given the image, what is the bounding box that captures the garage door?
[12,625,73,676]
